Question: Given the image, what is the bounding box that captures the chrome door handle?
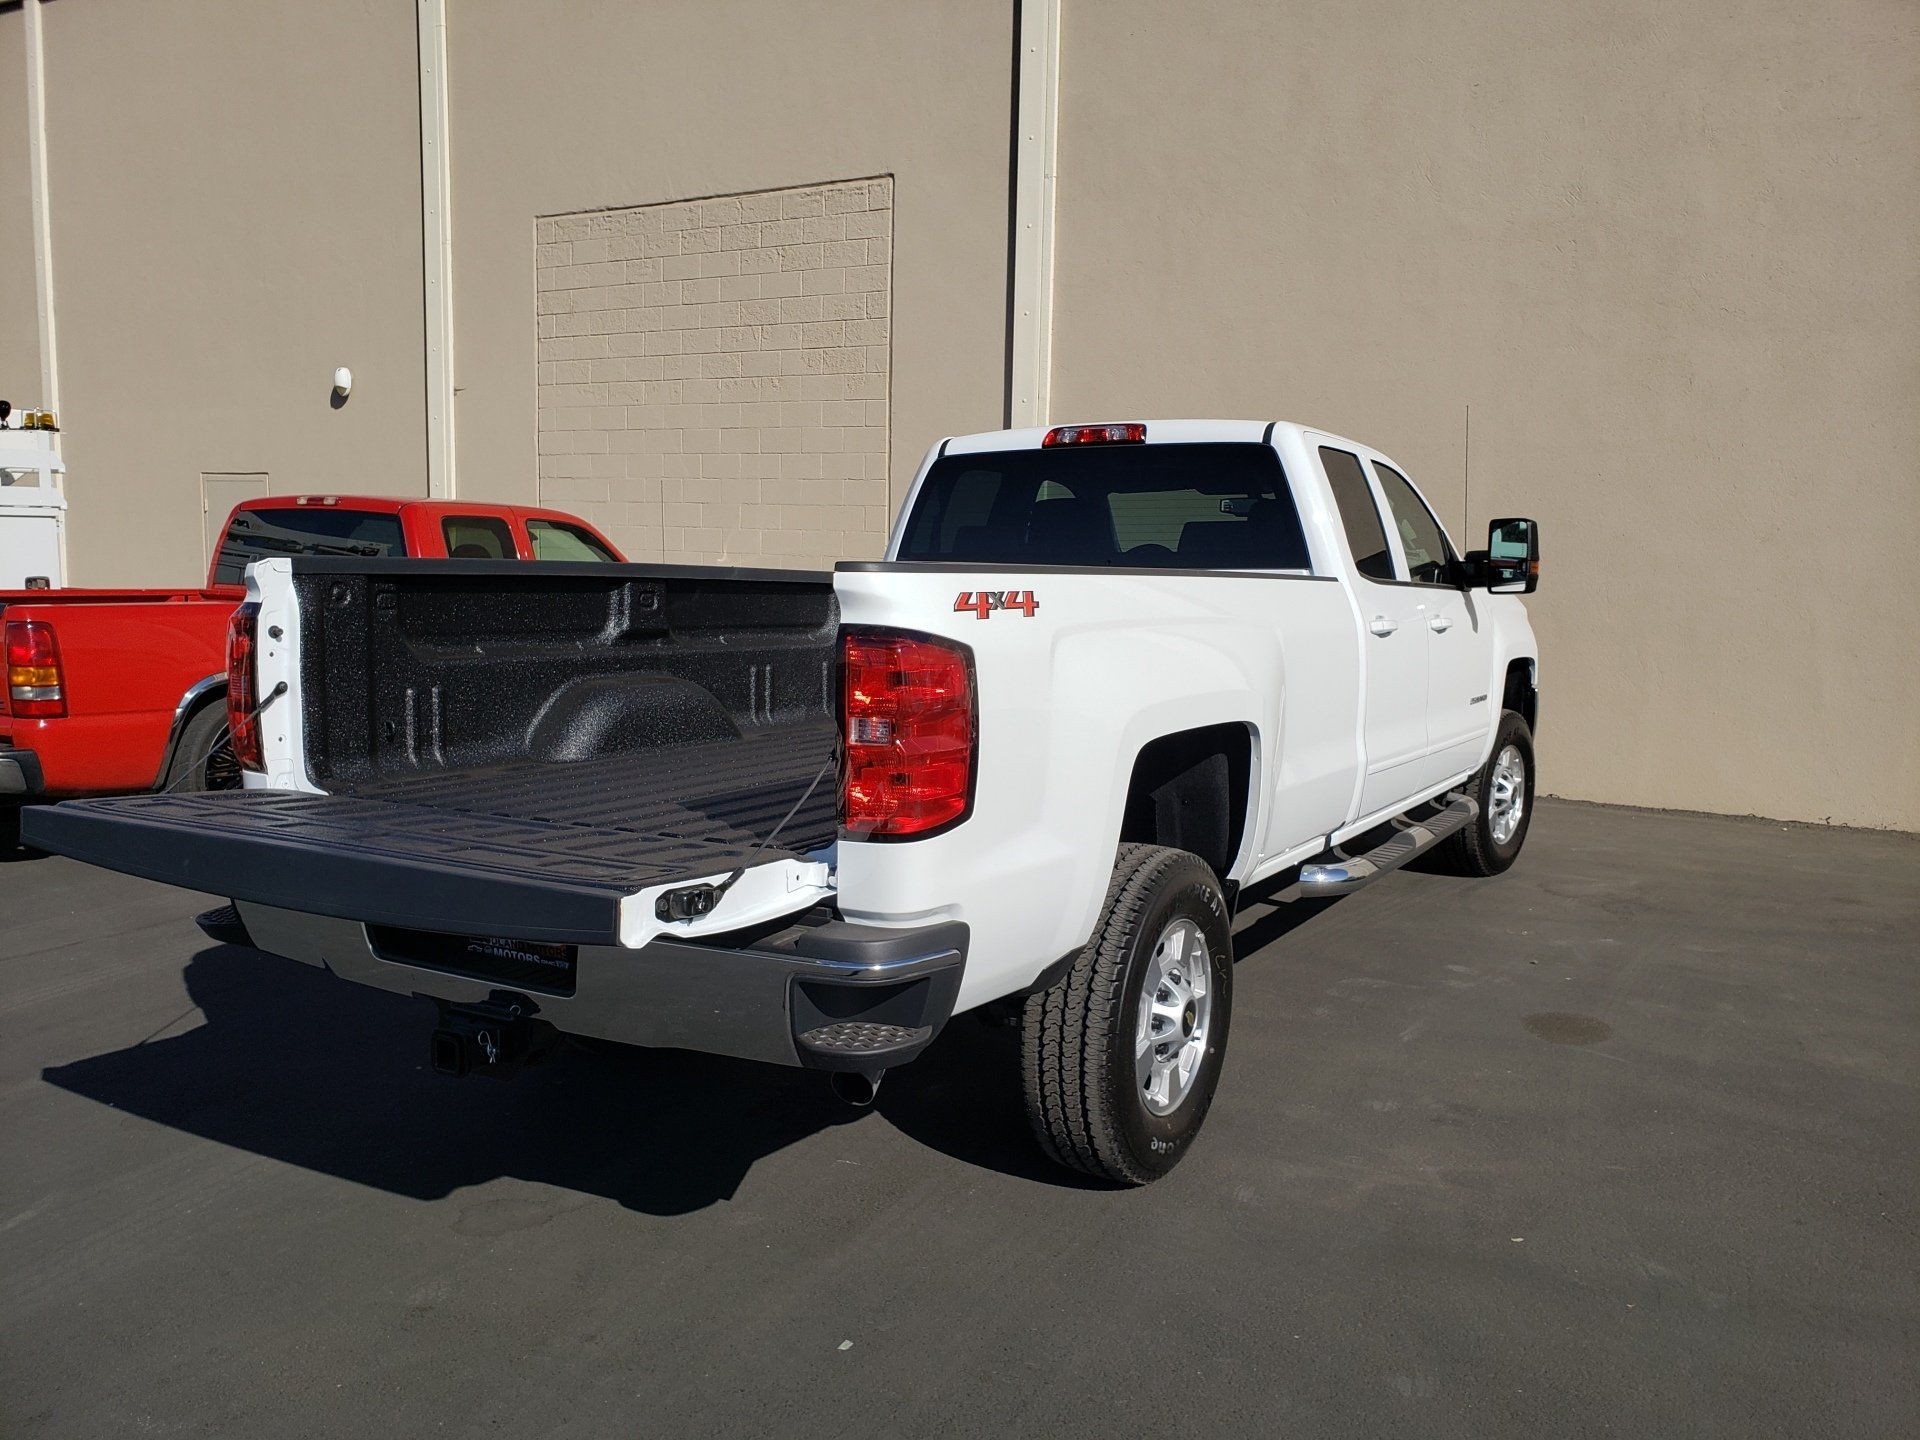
[1429,614,1453,633]
[1369,616,1398,637]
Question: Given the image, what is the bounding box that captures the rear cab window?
[898,442,1311,571]
[214,508,406,585]
[442,515,518,559]
[526,519,618,562]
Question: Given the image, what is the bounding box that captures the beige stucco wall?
[1049,0,1920,830]
[37,0,428,587]
[446,0,1012,553]
[0,11,40,399]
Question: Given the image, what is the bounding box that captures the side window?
[1319,447,1395,582]
[527,519,617,562]
[1372,464,1455,585]
[442,515,516,559]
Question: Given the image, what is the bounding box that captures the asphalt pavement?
[2,798,1914,1438]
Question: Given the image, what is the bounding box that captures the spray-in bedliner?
[339,718,837,852]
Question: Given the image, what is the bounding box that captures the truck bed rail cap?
[273,556,831,583]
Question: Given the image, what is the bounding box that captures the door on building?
[202,473,270,577]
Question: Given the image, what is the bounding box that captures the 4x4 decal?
[954,590,1039,619]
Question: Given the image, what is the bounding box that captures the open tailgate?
[22,731,838,947]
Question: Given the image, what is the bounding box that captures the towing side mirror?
[1481,517,1539,593]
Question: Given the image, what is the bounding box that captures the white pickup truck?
[27,419,1540,1183]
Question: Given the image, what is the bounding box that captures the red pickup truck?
[2,497,621,837]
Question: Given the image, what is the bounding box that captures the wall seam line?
[1008,0,1060,428]
[417,0,455,497]
[22,0,66,579]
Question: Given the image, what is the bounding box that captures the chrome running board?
[1297,797,1478,897]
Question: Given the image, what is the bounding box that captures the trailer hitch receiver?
[429,991,557,1079]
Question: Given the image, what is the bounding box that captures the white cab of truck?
[27,419,1541,1184]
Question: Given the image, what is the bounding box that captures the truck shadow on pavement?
[41,943,1092,1214]
[1,812,48,863]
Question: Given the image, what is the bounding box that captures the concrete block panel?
[536,181,893,568]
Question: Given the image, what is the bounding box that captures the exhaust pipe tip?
[829,1069,884,1107]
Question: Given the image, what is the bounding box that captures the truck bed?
[25,558,844,944]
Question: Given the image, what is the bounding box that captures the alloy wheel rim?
[1489,743,1526,845]
[1135,918,1212,1116]
[205,738,243,792]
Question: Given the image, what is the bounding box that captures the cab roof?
[940,419,1300,455]
[232,495,591,524]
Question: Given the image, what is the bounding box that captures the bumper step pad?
[797,1020,932,1056]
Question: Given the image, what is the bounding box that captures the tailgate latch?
[655,881,727,922]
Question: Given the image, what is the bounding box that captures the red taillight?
[1042,422,1147,447]
[840,630,975,838]
[226,603,264,773]
[4,620,66,718]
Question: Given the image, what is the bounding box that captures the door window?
[1318,447,1394,581]
[442,516,516,559]
[1371,464,1455,584]
[526,519,618,562]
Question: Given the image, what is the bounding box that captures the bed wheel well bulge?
[1118,723,1253,881]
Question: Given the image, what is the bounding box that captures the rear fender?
[831,568,1281,1010]
[151,673,226,789]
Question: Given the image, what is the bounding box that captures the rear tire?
[1434,708,1534,877]
[164,703,241,794]
[1020,844,1234,1184]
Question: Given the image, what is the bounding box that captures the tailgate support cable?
[656,752,835,922]
[159,682,287,794]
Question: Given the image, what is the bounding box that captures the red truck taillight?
[840,630,975,839]
[226,603,264,773]
[4,620,66,718]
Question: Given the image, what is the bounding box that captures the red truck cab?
[2,497,621,823]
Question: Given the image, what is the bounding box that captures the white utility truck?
[0,420,67,590]
[28,420,1541,1183]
